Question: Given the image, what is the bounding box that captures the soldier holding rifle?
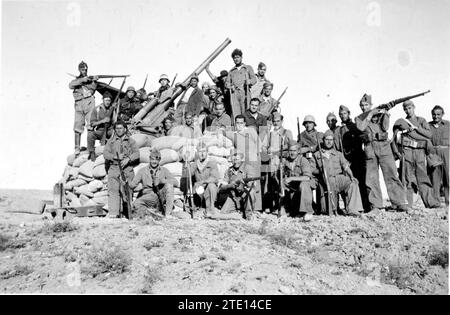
[103,121,140,218]
[312,130,364,217]
[355,94,409,213]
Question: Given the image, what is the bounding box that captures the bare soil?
[0,189,448,294]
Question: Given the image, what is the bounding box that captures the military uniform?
[130,165,176,217]
[429,119,449,205]
[261,126,294,212]
[225,64,257,116]
[210,113,232,130]
[220,163,257,218]
[69,75,97,134]
[87,103,115,159]
[355,111,407,209]
[393,117,440,208]
[154,85,174,104]
[312,148,364,214]
[282,155,314,215]
[250,73,269,99]
[335,118,369,210]
[299,129,324,165]
[188,159,220,212]
[257,94,278,117]
[243,109,268,134]
[103,134,140,217]
[118,96,142,122]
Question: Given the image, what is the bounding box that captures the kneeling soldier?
[281,144,314,221]
[130,149,177,218]
[312,130,363,216]
[219,152,257,220]
[103,121,140,218]
[186,143,220,216]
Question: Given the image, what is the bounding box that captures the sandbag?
[88,180,104,193]
[201,133,233,148]
[92,196,108,206]
[163,162,183,177]
[208,146,231,157]
[208,155,229,166]
[68,195,82,207]
[179,145,197,162]
[73,153,89,167]
[79,194,97,206]
[94,155,105,167]
[139,148,179,165]
[93,164,106,179]
[79,160,94,178]
[93,190,108,198]
[95,146,104,156]
[64,178,87,190]
[131,133,151,148]
[151,136,184,151]
[173,176,181,188]
[74,184,94,198]
[216,163,230,180]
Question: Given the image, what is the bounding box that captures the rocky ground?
[0,189,448,294]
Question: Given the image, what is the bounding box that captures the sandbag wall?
[58,131,234,210]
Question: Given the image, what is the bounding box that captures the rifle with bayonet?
[297,117,301,143]
[267,87,288,115]
[170,73,178,88]
[116,152,133,219]
[315,133,335,216]
[113,77,127,125]
[358,90,431,121]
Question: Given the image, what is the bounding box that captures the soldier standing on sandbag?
[129,149,176,219]
[312,130,364,217]
[243,98,268,135]
[355,94,409,213]
[251,62,269,99]
[174,75,207,124]
[257,82,278,118]
[69,61,98,156]
[391,101,440,208]
[226,49,257,117]
[184,143,220,216]
[428,105,449,206]
[261,112,293,214]
[218,151,257,220]
[117,86,142,122]
[87,92,115,161]
[335,105,369,211]
[281,144,314,221]
[103,121,140,218]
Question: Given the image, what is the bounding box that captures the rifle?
[278,134,286,217]
[184,161,197,218]
[67,73,130,80]
[102,77,126,144]
[116,152,133,219]
[170,73,178,88]
[142,74,148,90]
[297,117,301,143]
[113,77,127,124]
[315,133,335,216]
[267,87,288,115]
[357,90,430,121]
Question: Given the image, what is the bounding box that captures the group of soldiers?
[68,50,448,220]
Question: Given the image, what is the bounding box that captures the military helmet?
[126,86,136,93]
[159,74,170,83]
[303,115,316,126]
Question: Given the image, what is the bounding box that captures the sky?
[0,0,449,189]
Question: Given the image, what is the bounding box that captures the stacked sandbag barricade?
[58,130,235,214]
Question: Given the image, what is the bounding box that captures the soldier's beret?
[263,81,273,89]
[326,112,337,121]
[78,61,88,69]
[103,92,112,100]
[324,130,335,139]
[403,100,415,108]
[231,49,243,58]
[339,105,350,113]
[360,94,372,106]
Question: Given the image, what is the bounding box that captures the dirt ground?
[0,189,448,295]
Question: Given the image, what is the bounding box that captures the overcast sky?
[1,0,449,189]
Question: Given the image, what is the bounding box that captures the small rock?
[279,286,293,294]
